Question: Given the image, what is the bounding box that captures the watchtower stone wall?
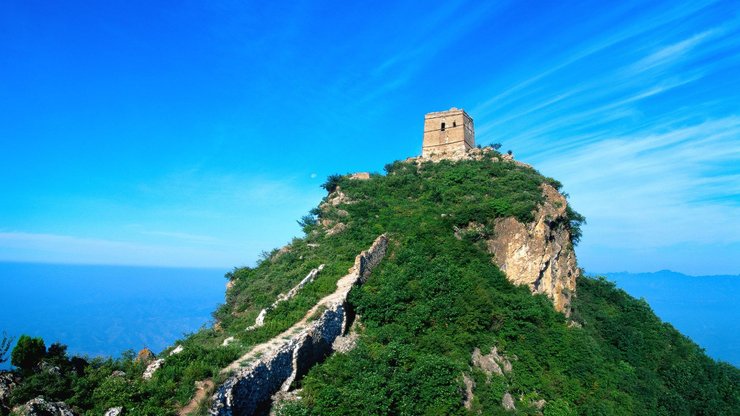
[422,108,475,159]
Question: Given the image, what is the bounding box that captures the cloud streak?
[468,1,740,274]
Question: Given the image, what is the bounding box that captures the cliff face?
[486,184,578,315]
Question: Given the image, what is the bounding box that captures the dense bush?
[11,335,46,372]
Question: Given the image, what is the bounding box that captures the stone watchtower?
[422,108,475,158]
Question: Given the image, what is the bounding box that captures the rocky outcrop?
[486,184,578,315]
[139,346,183,381]
[14,397,76,416]
[210,235,388,416]
[466,345,518,413]
[501,392,515,411]
[104,407,123,416]
[0,372,18,414]
[472,347,512,379]
[247,265,325,331]
[169,345,184,356]
[324,189,353,207]
[135,348,154,363]
[143,359,164,380]
[462,373,475,410]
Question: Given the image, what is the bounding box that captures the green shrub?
[11,335,46,372]
[321,174,343,193]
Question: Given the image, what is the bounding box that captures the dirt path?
[178,379,214,416]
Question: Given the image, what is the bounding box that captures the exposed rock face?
[143,359,164,380]
[325,189,353,207]
[169,345,184,356]
[501,392,515,411]
[325,222,346,236]
[0,371,18,414]
[472,347,512,379]
[487,184,578,315]
[462,373,475,410]
[466,345,517,413]
[210,235,388,416]
[135,348,154,364]
[15,397,77,416]
[104,407,123,416]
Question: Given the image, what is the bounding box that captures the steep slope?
[3,151,737,416]
[268,154,737,415]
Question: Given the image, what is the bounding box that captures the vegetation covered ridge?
[1,150,738,416]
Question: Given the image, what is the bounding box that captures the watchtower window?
[453,121,457,127]
[441,122,446,131]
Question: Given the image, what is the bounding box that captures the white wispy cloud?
[630,29,719,73]
[536,117,740,250]
[469,1,740,273]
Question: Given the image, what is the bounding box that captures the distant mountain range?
[595,270,739,366]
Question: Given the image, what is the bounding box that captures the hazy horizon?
[2,262,737,369]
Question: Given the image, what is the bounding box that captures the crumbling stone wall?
[210,235,388,416]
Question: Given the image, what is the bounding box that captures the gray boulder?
[15,396,77,416]
[0,372,19,414]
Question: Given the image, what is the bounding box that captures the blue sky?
[1,0,738,274]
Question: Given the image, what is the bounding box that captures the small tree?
[11,335,46,372]
[491,143,502,151]
[297,214,318,233]
[0,331,13,364]
[321,174,343,193]
[46,342,69,366]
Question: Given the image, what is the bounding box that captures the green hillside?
[3,152,737,415]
